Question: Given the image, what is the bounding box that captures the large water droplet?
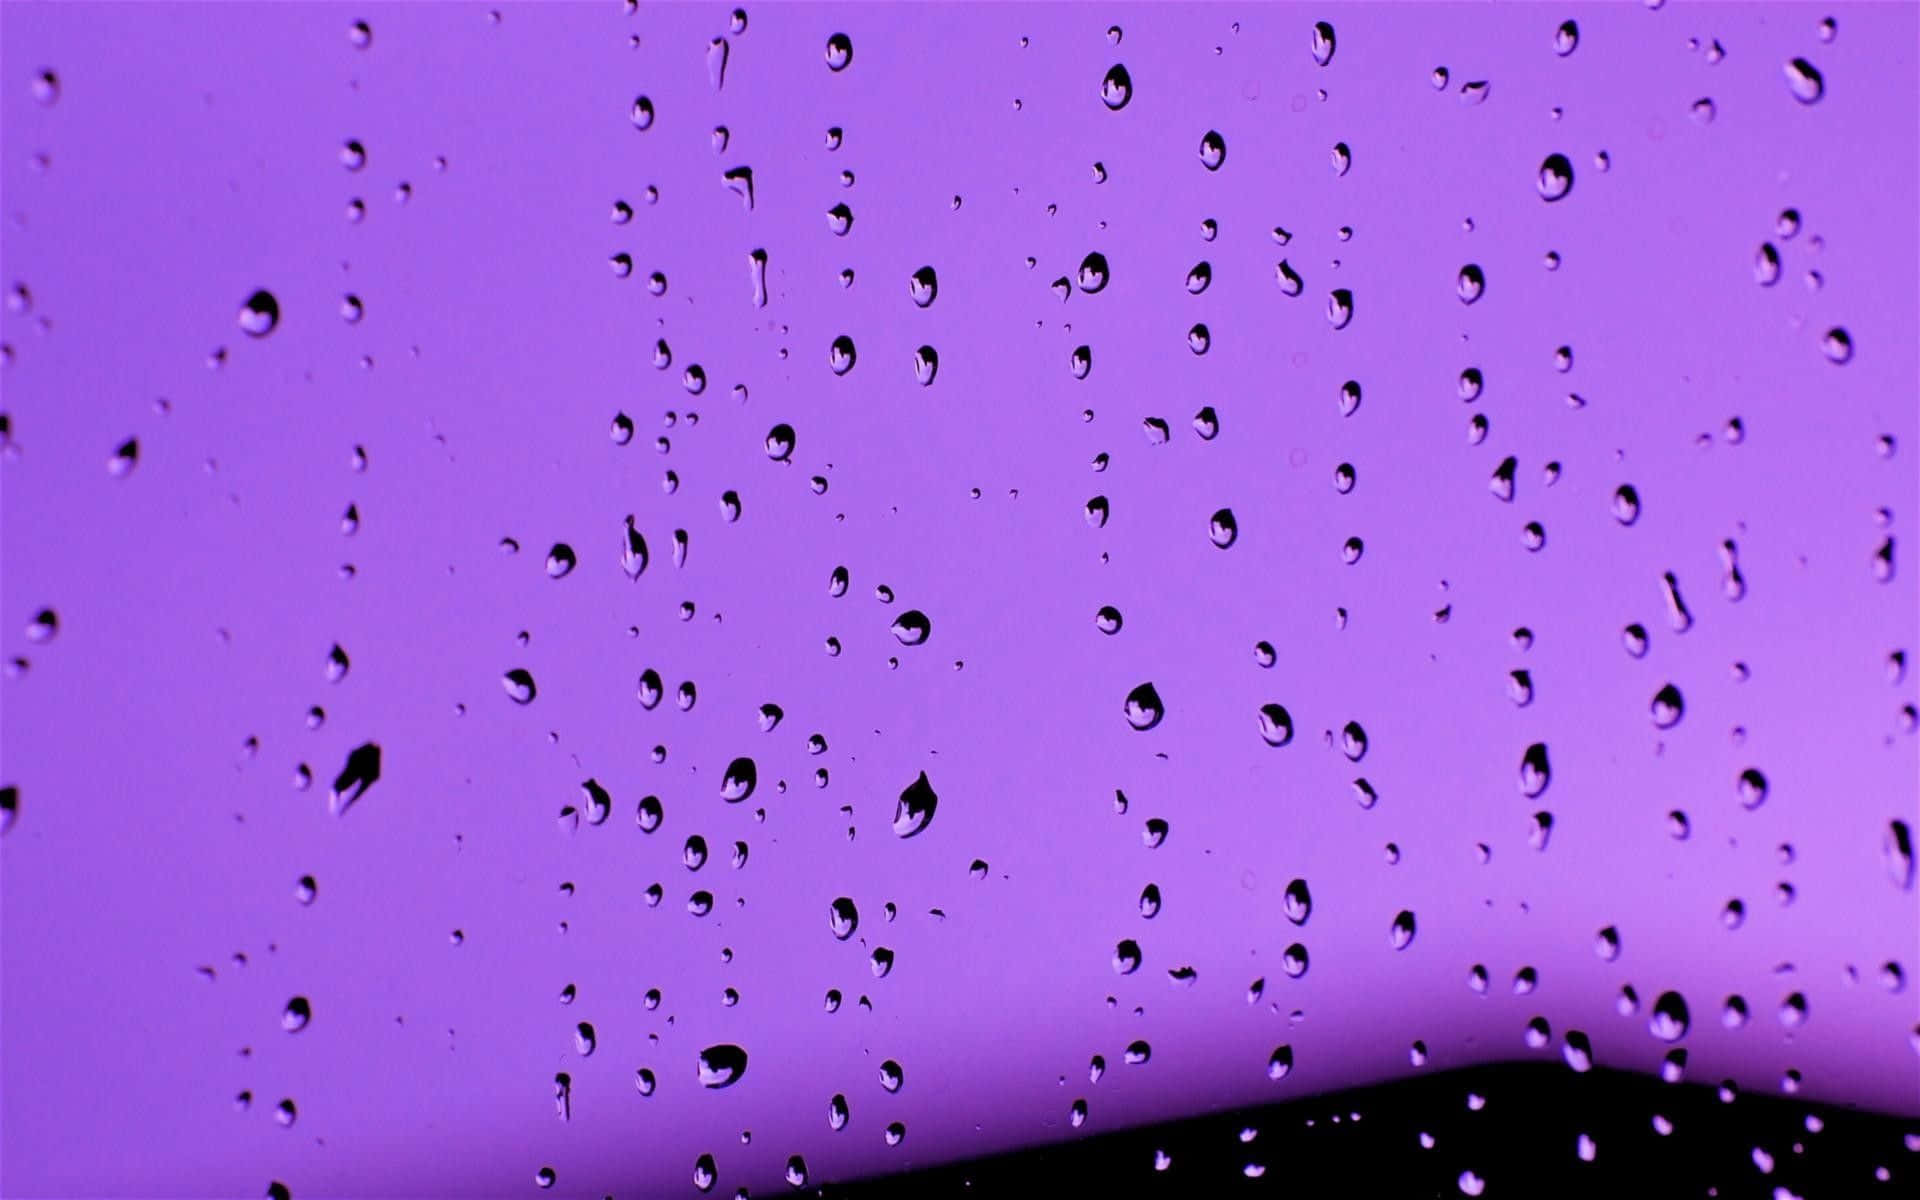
[1650,991,1690,1041]
[238,290,280,337]
[1326,288,1353,329]
[697,1044,748,1088]
[281,996,311,1032]
[1554,20,1579,56]
[1100,64,1132,111]
[1650,683,1684,728]
[1783,57,1824,103]
[1208,508,1238,549]
[1310,21,1336,66]
[720,757,756,802]
[1257,704,1293,747]
[1389,910,1417,949]
[1077,252,1110,294]
[1198,130,1226,171]
[890,610,932,646]
[1123,682,1164,731]
[824,32,852,71]
[1887,820,1916,889]
[1822,327,1853,364]
[1538,153,1573,201]
[1457,264,1486,304]
[893,771,938,837]
[1519,743,1551,796]
[1267,1044,1294,1080]
[502,669,537,704]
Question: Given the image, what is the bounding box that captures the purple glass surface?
[2,4,1915,1197]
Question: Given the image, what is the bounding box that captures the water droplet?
[1456,264,1485,304]
[1538,153,1573,201]
[890,609,932,647]
[1124,1040,1152,1065]
[720,758,756,803]
[1736,767,1769,810]
[1389,910,1417,949]
[1489,457,1517,503]
[1123,682,1164,731]
[878,1059,903,1092]
[1821,327,1853,364]
[894,771,938,837]
[1113,939,1142,974]
[1646,702,1688,758]
[238,290,280,337]
[1185,260,1212,295]
[1650,991,1691,1042]
[1267,1044,1294,1080]
[1784,58,1824,103]
[1594,926,1621,962]
[1563,1030,1594,1072]
[327,742,381,815]
[544,544,576,579]
[1887,820,1916,889]
[1554,20,1579,56]
[1101,64,1132,110]
[630,96,655,130]
[692,1153,717,1193]
[697,1044,748,1088]
[1459,80,1490,105]
[1198,130,1227,171]
[828,335,857,376]
[1281,944,1309,978]
[765,423,795,462]
[281,996,311,1032]
[1326,288,1353,329]
[824,32,852,72]
[1275,259,1304,296]
[1208,508,1238,549]
[1076,252,1110,294]
[1519,743,1551,797]
[1257,704,1294,747]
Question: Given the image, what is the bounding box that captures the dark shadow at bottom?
[819,1062,1913,1198]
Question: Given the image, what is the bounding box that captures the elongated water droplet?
[1100,64,1132,111]
[893,771,938,837]
[1784,57,1824,103]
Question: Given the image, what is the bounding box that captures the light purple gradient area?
[2,4,1916,1198]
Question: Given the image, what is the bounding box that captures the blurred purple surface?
[1,4,1915,1197]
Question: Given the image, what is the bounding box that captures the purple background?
[2,3,1915,1197]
